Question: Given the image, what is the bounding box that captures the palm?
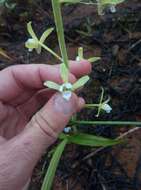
[0,90,45,139]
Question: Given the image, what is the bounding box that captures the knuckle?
[31,112,58,140]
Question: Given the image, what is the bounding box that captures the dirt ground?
[0,0,141,189]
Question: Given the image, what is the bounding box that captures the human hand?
[0,61,91,190]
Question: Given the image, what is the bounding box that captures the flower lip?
[62,91,72,101]
[101,103,112,113]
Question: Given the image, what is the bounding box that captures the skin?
[0,60,91,190]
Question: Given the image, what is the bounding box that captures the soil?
[0,0,141,190]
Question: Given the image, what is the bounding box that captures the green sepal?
[27,21,38,40]
[88,57,101,63]
[44,81,60,90]
[60,63,69,83]
[40,28,54,44]
[72,75,89,91]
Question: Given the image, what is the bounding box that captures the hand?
[0,61,91,190]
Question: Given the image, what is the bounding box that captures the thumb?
[0,93,84,190]
[29,92,84,145]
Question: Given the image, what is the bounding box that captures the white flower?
[101,103,112,113]
[64,127,71,133]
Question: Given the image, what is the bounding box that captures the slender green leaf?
[72,120,141,126]
[72,75,89,91]
[60,63,69,83]
[101,0,125,5]
[88,57,101,63]
[60,0,81,3]
[41,139,68,190]
[27,22,38,40]
[60,133,121,147]
[40,28,54,44]
[44,81,60,90]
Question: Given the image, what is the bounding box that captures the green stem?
[39,42,62,61]
[72,120,141,126]
[85,104,99,108]
[51,0,69,68]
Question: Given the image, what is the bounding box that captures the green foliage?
[60,133,121,147]
[41,139,68,190]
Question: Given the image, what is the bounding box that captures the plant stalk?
[51,0,69,68]
[72,120,141,126]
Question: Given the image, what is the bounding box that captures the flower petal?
[39,28,54,44]
[27,22,38,41]
[72,75,89,91]
[88,57,101,63]
[44,81,60,90]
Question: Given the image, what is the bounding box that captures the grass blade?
[41,139,68,190]
[67,133,121,147]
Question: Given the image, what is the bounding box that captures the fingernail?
[53,93,77,115]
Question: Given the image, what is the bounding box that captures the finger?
[0,93,84,190]
[29,92,84,140]
[0,64,76,102]
[55,60,92,78]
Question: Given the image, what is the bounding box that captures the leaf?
[60,133,121,147]
[0,48,12,60]
[44,81,60,90]
[101,0,125,5]
[88,57,101,63]
[72,75,89,91]
[60,63,69,83]
[59,0,82,3]
[41,139,68,190]
[40,28,54,44]
[27,22,38,40]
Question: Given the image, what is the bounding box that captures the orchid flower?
[96,87,112,117]
[60,0,125,15]
[44,63,89,101]
[85,87,112,117]
[76,47,101,63]
[96,0,125,15]
[25,22,62,61]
